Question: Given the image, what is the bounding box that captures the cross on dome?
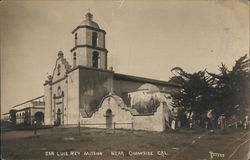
[85,12,93,21]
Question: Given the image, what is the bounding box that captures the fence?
[34,122,134,135]
[77,122,134,134]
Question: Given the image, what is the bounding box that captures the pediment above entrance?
[51,51,72,83]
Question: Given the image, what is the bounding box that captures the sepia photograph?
[1,0,249,160]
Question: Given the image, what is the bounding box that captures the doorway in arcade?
[34,112,44,125]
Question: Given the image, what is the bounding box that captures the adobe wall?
[81,95,166,132]
[132,104,165,132]
[81,95,133,129]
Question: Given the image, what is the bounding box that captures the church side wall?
[113,79,143,97]
[67,69,80,124]
[114,78,179,97]
[79,68,113,117]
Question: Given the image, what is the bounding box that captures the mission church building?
[43,12,180,131]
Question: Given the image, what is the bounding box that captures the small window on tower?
[75,33,78,46]
[57,64,61,75]
[92,32,97,46]
[73,52,77,67]
[92,52,99,68]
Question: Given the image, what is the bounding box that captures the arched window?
[75,33,78,46]
[92,32,97,46]
[92,52,99,68]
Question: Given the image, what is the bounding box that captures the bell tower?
[70,12,108,69]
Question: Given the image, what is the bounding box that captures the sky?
[1,0,249,114]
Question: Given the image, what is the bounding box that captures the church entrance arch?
[105,109,113,129]
[56,109,62,126]
[34,112,44,125]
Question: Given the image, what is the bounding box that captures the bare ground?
[1,126,249,160]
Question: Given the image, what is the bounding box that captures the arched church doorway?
[34,112,44,125]
[105,109,113,129]
[56,109,62,126]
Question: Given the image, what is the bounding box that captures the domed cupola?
[79,12,100,29]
